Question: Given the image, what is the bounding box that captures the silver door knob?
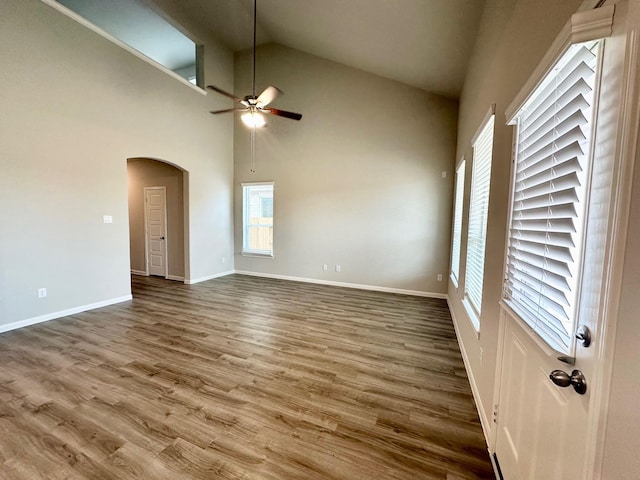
[549,369,587,395]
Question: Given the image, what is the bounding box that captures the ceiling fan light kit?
[241,111,266,128]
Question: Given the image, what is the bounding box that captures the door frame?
[143,185,169,278]
[490,1,640,478]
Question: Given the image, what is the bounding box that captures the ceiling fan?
[206,0,302,128]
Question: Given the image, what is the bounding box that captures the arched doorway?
[127,157,188,282]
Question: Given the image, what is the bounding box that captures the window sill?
[241,252,274,259]
[462,297,481,339]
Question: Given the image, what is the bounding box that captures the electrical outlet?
[38,288,47,298]
[322,264,328,271]
[441,171,447,178]
[335,264,341,272]
[222,256,226,264]
[437,273,443,281]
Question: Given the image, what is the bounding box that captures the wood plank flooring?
[0,274,494,479]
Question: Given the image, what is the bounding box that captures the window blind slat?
[519,81,591,144]
[510,216,576,233]
[515,157,581,190]
[523,45,596,117]
[510,239,574,264]
[516,143,583,180]
[517,125,587,169]
[515,172,581,201]
[508,247,572,277]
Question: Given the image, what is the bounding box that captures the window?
[464,112,495,328]
[242,183,274,256]
[49,0,202,87]
[450,159,466,285]
[503,41,601,353]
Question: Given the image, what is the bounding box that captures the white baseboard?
[131,271,184,282]
[447,297,492,446]
[0,295,133,334]
[185,270,235,285]
[233,270,448,299]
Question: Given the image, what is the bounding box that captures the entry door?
[144,187,167,277]
[494,310,593,479]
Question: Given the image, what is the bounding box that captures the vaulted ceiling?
[161,0,486,98]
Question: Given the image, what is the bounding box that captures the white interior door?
[145,186,167,277]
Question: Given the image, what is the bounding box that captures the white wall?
[233,44,458,295]
[0,0,234,326]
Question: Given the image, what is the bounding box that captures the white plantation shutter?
[451,160,466,283]
[465,115,495,322]
[504,41,600,352]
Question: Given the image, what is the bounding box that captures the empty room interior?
[2,0,640,478]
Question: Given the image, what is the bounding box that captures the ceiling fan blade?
[263,108,303,121]
[206,85,244,103]
[210,108,247,114]
[256,86,282,107]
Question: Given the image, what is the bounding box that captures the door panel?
[495,311,588,480]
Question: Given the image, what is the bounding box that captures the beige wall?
[447,0,583,443]
[127,158,185,279]
[233,44,458,295]
[0,0,234,326]
[602,51,640,476]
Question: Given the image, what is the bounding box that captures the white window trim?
[241,181,275,258]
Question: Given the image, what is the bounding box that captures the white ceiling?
[163,0,486,98]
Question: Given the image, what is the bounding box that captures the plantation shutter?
[451,160,466,283]
[465,115,495,319]
[504,41,600,352]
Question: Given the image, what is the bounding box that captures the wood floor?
[0,275,494,479]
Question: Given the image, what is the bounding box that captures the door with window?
[494,4,635,478]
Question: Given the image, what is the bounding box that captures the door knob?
[549,369,587,395]
[160,236,165,240]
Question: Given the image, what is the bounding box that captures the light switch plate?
[103,215,113,224]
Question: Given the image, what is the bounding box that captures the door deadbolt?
[549,369,587,395]
[575,325,591,347]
